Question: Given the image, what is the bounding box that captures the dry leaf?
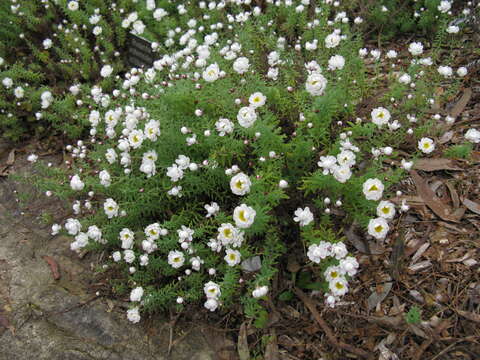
[0,310,14,334]
[366,315,403,328]
[0,312,10,329]
[345,224,385,255]
[439,131,454,144]
[345,224,369,254]
[6,149,15,165]
[445,182,460,209]
[367,282,392,311]
[462,198,480,215]
[408,260,432,272]
[411,243,430,263]
[390,233,405,280]
[457,310,480,323]
[43,256,61,280]
[410,171,461,222]
[413,158,461,172]
[237,322,250,360]
[449,88,472,119]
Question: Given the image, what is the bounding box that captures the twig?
[52,295,100,314]
[294,287,372,359]
[167,312,182,356]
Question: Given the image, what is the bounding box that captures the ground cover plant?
[2,0,480,358]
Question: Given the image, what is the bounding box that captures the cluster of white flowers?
[317,135,360,184]
[362,178,400,240]
[307,241,359,307]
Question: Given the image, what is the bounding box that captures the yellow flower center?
[229,253,236,261]
[173,257,181,263]
[374,225,383,233]
[335,282,344,289]
[331,271,338,278]
[378,112,384,119]
[238,210,247,222]
[223,228,232,238]
[369,185,378,191]
[382,207,390,214]
[235,180,243,189]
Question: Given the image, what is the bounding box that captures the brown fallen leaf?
[0,149,15,177]
[43,256,61,280]
[462,198,480,215]
[345,224,385,255]
[390,232,405,280]
[457,310,480,323]
[413,158,462,172]
[410,171,461,222]
[367,282,393,311]
[439,131,454,144]
[237,322,250,360]
[449,88,472,119]
[0,312,10,329]
[445,182,460,209]
[0,310,14,334]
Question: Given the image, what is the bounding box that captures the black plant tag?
[127,33,155,69]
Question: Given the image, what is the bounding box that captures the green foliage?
[0,0,128,141]
[405,305,422,324]
[360,0,448,41]
[443,142,473,159]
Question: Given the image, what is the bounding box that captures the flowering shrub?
[358,0,470,40]
[23,0,478,325]
[0,0,130,140]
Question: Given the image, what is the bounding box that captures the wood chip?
[408,260,432,272]
[462,198,480,215]
[411,243,430,263]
